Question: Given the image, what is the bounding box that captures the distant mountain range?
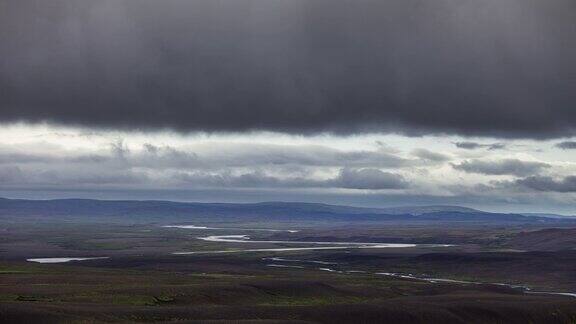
[0,198,573,225]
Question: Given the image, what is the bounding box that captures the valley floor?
[1,220,576,323]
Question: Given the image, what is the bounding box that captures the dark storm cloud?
[1,0,576,137]
[452,159,550,176]
[453,142,507,150]
[556,141,576,149]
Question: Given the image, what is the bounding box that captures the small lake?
[27,257,109,264]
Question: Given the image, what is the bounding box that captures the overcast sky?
[1,0,576,213]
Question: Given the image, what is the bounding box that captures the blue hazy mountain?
[0,198,572,225]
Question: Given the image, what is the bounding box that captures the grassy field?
[2,219,576,323]
[3,258,576,323]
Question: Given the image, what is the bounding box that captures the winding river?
[167,224,576,299]
[264,257,576,298]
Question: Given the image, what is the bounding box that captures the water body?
[169,226,451,255]
[262,257,338,265]
[173,234,426,255]
[27,257,109,264]
[526,291,576,298]
[173,245,416,255]
[266,264,305,269]
[197,234,419,247]
[163,225,298,233]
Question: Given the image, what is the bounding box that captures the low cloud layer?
[411,149,451,162]
[1,0,576,138]
[453,142,507,151]
[332,168,409,190]
[0,127,576,213]
[452,159,551,177]
[556,141,576,150]
[515,176,576,193]
[0,136,415,191]
[174,168,408,190]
